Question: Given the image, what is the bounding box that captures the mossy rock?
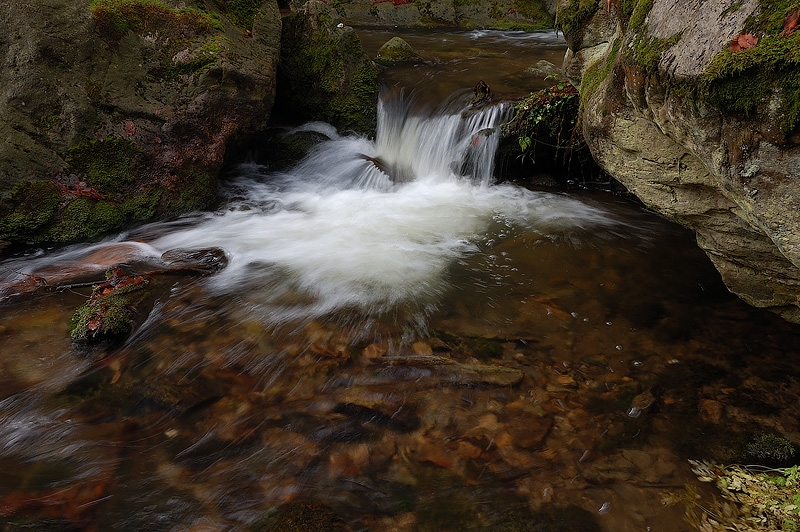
[375,36,424,65]
[68,271,150,343]
[277,2,380,136]
[0,180,62,242]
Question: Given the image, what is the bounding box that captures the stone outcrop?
[276,1,380,136]
[559,0,800,322]
[375,37,424,65]
[0,0,281,248]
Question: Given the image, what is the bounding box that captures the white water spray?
[2,90,621,326]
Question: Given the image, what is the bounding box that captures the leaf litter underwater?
[2,68,800,532]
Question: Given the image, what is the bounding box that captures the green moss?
[161,164,216,213]
[214,0,262,29]
[90,0,225,80]
[85,77,104,103]
[579,38,620,113]
[278,12,379,136]
[629,31,682,74]
[89,0,219,44]
[69,273,150,342]
[626,0,653,31]
[45,197,125,242]
[120,188,162,220]
[0,181,61,241]
[702,31,800,135]
[32,113,61,134]
[168,35,226,76]
[327,59,380,134]
[555,0,599,42]
[746,0,800,35]
[689,0,800,135]
[66,137,141,195]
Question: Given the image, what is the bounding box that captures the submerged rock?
[523,59,564,81]
[375,36,424,65]
[249,501,345,532]
[382,354,525,386]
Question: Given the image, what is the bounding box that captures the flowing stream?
[1,29,800,532]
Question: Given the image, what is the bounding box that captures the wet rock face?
[562,0,800,323]
[0,0,281,247]
[276,1,380,137]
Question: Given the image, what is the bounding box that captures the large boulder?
[560,0,800,322]
[0,0,281,248]
[276,1,380,136]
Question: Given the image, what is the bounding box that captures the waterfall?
[1,89,621,329]
[290,88,513,191]
[372,88,513,187]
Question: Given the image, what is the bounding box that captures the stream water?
[1,28,800,532]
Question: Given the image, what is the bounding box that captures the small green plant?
[504,83,581,161]
[677,460,800,531]
[745,433,797,466]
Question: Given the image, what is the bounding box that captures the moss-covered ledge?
[0,0,282,250]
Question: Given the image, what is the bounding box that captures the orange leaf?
[782,10,799,36]
[729,33,758,52]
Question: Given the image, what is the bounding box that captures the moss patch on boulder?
[0,181,62,242]
[702,29,800,136]
[65,137,141,195]
[45,198,126,243]
[277,2,380,136]
[90,0,221,44]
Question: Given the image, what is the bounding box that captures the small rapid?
[2,89,621,330]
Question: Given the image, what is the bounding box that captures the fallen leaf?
[124,120,136,136]
[729,33,758,52]
[782,10,799,36]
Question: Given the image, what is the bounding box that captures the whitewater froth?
[2,90,622,327]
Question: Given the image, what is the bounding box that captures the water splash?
[2,90,622,328]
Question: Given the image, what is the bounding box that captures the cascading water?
[1,89,620,334]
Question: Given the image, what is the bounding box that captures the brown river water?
[1,28,799,532]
